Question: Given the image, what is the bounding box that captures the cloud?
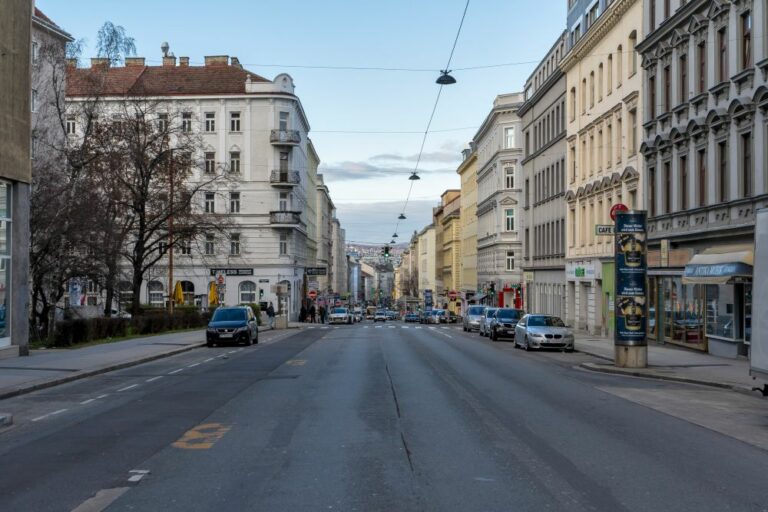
[319,161,455,182]
[369,150,461,164]
[334,199,436,244]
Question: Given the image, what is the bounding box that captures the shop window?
[706,284,736,340]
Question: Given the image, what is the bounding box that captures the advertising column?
[614,211,648,368]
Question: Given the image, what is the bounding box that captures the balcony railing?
[269,170,300,187]
[269,210,302,225]
[270,129,301,145]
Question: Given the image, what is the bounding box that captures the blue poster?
[615,212,647,346]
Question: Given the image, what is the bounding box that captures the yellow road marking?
[172,423,230,450]
[286,359,306,366]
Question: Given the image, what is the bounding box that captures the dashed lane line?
[204,357,215,363]
[32,408,68,422]
[168,368,183,375]
[79,398,96,405]
[145,376,163,383]
[117,384,139,392]
[187,363,200,368]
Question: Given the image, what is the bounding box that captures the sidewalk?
[0,330,206,400]
[575,335,761,393]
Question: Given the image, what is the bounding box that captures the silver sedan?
[479,308,498,337]
[514,314,574,351]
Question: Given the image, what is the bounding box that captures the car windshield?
[332,308,347,314]
[467,306,486,316]
[527,316,566,327]
[212,308,246,322]
[496,309,521,321]
[485,309,498,317]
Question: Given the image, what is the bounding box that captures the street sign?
[210,268,253,276]
[595,224,614,236]
[305,267,327,276]
[308,289,317,300]
[610,203,629,221]
[448,290,458,300]
[215,271,226,285]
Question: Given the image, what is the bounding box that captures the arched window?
[118,280,133,307]
[581,79,587,113]
[148,281,164,306]
[617,45,623,86]
[589,71,595,107]
[570,87,576,121]
[607,55,613,91]
[598,63,604,101]
[239,281,257,304]
[629,31,638,75]
[180,281,195,305]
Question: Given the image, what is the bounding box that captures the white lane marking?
[146,376,163,383]
[168,368,183,375]
[363,326,369,329]
[401,326,409,329]
[127,469,150,483]
[32,408,68,422]
[204,357,215,363]
[388,325,396,329]
[217,354,227,358]
[117,384,139,392]
[415,326,423,329]
[70,487,130,512]
[80,398,96,405]
[187,363,200,368]
[97,394,109,399]
[375,326,383,329]
[228,350,238,354]
[428,326,436,330]
[127,474,145,483]
[333,327,340,330]
[320,327,329,330]
[129,469,150,474]
[441,326,449,330]
[307,326,316,329]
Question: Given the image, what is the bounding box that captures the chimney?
[230,56,242,69]
[125,57,145,67]
[179,56,189,67]
[162,55,176,67]
[90,57,110,69]
[204,55,229,66]
[66,58,77,68]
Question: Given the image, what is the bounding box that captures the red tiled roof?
[34,7,59,28]
[66,64,272,97]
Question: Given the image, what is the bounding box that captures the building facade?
[417,225,436,308]
[440,190,462,314]
[66,53,343,321]
[475,93,525,308]
[0,1,34,356]
[457,147,478,312]
[520,31,569,319]
[562,0,644,335]
[637,0,768,358]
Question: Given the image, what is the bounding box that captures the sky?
[40,0,567,243]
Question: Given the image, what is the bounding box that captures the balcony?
[270,170,300,187]
[269,210,303,226]
[270,129,301,146]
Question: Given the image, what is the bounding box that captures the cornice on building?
[561,0,639,72]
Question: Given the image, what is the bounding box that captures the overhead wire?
[393,0,471,243]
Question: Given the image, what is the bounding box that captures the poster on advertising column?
[614,211,647,346]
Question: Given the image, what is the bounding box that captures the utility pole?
[167,150,174,314]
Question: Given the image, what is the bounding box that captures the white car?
[329,307,352,325]
[374,311,387,322]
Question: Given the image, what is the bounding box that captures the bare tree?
[95,22,136,66]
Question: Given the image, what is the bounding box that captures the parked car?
[419,311,431,324]
[404,312,420,322]
[463,305,486,332]
[447,311,459,323]
[206,306,259,347]
[386,310,399,321]
[374,310,388,322]
[479,308,499,337]
[489,308,524,341]
[353,308,363,322]
[435,310,448,323]
[514,314,574,351]
[329,307,353,325]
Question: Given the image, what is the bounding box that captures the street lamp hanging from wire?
[436,70,457,85]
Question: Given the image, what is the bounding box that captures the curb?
[574,346,615,362]
[0,341,206,402]
[579,362,755,394]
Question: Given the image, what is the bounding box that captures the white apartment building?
[66,53,341,320]
[475,93,525,308]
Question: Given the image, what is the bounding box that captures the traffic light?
[384,245,390,257]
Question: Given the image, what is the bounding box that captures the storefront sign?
[595,224,614,236]
[566,262,600,280]
[258,278,270,283]
[305,267,328,276]
[523,271,534,282]
[209,268,254,276]
[615,211,648,346]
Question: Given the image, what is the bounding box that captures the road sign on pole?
[308,289,317,300]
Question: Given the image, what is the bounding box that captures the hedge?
[52,309,210,347]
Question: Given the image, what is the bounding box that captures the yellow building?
[457,148,478,310]
[561,0,644,335]
[438,190,461,314]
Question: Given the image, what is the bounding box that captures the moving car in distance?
[489,308,524,341]
[206,306,259,347]
[447,311,459,324]
[374,310,388,322]
[353,307,363,322]
[329,307,353,325]
[514,314,574,351]
[435,310,448,323]
[463,305,486,332]
[404,312,420,323]
[479,307,498,337]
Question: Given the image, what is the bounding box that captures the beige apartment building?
[562,0,644,335]
[417,225,437,309]
[457,147,478,311]
[439,190,461,314]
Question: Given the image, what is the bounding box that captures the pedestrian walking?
[266,302,276,329]
[319,305,326,324]
[300,305,307,323]
[309,304,317,323]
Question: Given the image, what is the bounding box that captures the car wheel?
[490,329,497,341]
[524,336,531,351]
[207,341,214,348]
[245,333,253,346]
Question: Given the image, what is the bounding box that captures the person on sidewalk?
[300,305,307,323]
[309,304,317,324]
[266,302,275,329]
[319,305,326,324]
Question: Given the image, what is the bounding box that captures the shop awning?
[682,246,753,285]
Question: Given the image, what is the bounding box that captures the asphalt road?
[2,323,768,512]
